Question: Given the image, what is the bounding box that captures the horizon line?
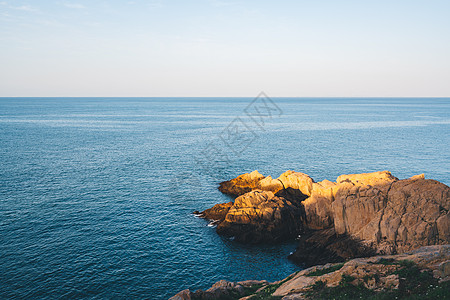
[1,96,450,99]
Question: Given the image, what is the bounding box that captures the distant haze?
[1,0,449,97]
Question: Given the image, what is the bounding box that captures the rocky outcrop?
[256,176,283,193]
[216,190,304,243]
[172,245,450,300]
[201,170,449,260]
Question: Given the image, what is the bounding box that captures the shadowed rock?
[216,190,304,243]
[288,228,376,267]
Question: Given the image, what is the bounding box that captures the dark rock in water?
[288,227,376,267]
[218,170,265,197]
[216,190,304,243]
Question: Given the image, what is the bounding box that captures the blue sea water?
[0,97,449,299]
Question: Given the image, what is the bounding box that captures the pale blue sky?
[1,0,449,97]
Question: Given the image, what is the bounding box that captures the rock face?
[216,190,304,243]
[332,176,450,255]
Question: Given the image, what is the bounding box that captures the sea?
[0,97,449,299]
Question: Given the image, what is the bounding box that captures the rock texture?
[216,190,304,243]
[332,175,450,255]
[177,170,450,299]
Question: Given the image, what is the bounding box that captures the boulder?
[276,245,450,298]
[256,175,284,193]
[336,171,398,187]
[169,289,191,300]
[277,170,315,196]
[216,190,304,243]
[302,180,341,229]
[301,171,396,230]
[218,170,264,196]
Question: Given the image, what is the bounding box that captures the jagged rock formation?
[215,190,304,243]
[171,245,450,300]
[199,170,450,261]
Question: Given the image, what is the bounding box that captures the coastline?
[172,170,450,299]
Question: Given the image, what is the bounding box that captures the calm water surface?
[0,97,449,299]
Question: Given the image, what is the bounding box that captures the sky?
[0,0,449,97]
